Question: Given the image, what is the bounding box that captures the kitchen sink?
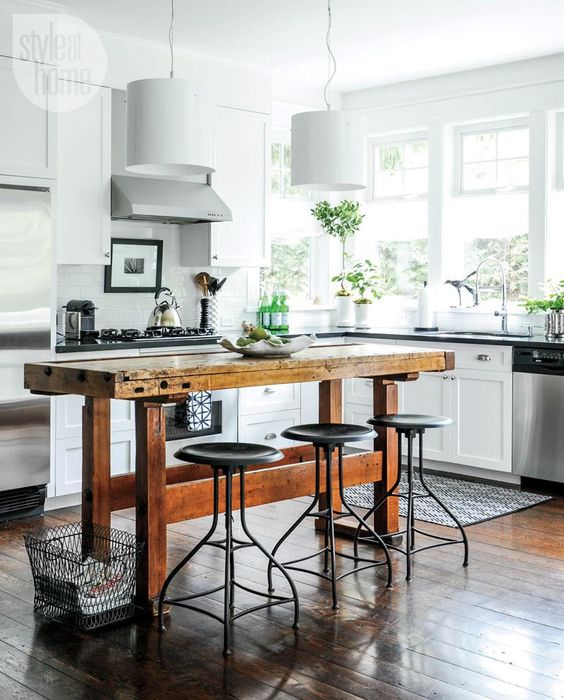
[427,330,532,339]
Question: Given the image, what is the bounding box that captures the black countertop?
[55,326,563,354]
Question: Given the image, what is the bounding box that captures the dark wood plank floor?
[0,494,563,699]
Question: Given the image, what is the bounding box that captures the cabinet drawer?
[400,341,511,372]
[239,409,300,450]
[239,383,300,416]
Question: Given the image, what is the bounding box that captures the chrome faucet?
[474,257,508,334]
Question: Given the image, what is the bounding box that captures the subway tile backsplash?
[57,221,250,333]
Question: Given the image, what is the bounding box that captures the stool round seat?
[281,423,376,445]
[175,442,283,467]
[369,414,452,431]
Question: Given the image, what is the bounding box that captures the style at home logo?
[12,13,107,112]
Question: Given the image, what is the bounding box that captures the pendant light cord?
[169,0,175,78]
[323,0,337,110]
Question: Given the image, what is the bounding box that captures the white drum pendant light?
[126,0,214,176]
[291,0,365,191]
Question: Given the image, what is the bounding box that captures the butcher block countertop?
[24,343,455,400]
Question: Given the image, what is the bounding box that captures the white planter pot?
[335,295,355,327]
[354,303,371,328]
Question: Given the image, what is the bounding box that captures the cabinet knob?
[443,374,448,380]
[212,255,218,260]
[104,252,110,258]
[264,432,277,440]
[264,387,275,394]
[476,354,491,362]
[450,374,456,381]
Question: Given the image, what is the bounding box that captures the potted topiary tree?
[311,200,364,327]
[346,259,383,328]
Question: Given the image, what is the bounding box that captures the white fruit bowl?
[219,334,317,358]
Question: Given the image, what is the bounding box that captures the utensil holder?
[199,297,218,330]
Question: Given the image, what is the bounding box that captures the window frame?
[367,131,429,203]
[555,112,564,190]
[453,117,530,196]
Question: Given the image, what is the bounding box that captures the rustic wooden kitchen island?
[24,343,454,612]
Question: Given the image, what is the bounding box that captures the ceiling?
[62,0,564,94]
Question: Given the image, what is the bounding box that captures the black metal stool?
[267,423,393,609]
[158,442,299,656]
[354,414,469,581]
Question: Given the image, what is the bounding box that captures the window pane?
[283,144,291,169]
[463,162,496,190]
[373,170,403,198]
[404,168,428,196]
[271,143,281,167]
[378,145,404,171]
[497,158,529,188]
[404,141,428,168]
[464,233,528,301]
[498,128,529,159]
[463,132,496,163]
[271,171,281,195]
[260,237,311,301]
[378,239,428,297]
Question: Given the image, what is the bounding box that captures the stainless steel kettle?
[147,287,183,328]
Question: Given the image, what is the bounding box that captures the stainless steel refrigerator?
[0,184,51,519]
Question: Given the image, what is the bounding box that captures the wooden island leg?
[372,379,399,536]
[82,398,111,558]
[82,397,111,528]
[135,401,167,614]
[316,379,343,530]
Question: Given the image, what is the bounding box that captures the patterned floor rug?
[344,472,552,527]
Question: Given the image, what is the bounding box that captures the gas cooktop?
[99,327,219,342]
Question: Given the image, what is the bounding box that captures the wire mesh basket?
[24,522,144,630]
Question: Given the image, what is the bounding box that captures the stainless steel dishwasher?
[513,346,564,482]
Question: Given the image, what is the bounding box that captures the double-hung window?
[357,134,429,299]
[449,120,529,303]
[259,133,323,305]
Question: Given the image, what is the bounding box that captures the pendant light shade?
[125,78,214,176]
[291,110,365,191]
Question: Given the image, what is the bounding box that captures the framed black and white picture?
[104,238,163,293]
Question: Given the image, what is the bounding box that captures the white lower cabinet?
[54,395,136,496]
[400,372,452,462]
[55,432,136,497]
[449,368,512,471]
[345,341,513,474]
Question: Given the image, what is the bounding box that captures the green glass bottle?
[270,290,281,333]
[260,290,271,330]
[280,290,289,332]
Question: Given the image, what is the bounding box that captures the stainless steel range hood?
[111,174,232,224]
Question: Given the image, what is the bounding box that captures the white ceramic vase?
[335,295,355,327]
[354,302,371,328]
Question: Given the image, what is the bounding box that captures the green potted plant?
[344,259,383,328]
[522,280,564,337]
[311,199,364,327]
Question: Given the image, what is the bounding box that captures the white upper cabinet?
[56,83,111,264]
[0,56,56,178]
[182,106,269,267]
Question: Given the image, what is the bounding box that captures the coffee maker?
[64,300,97,339]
